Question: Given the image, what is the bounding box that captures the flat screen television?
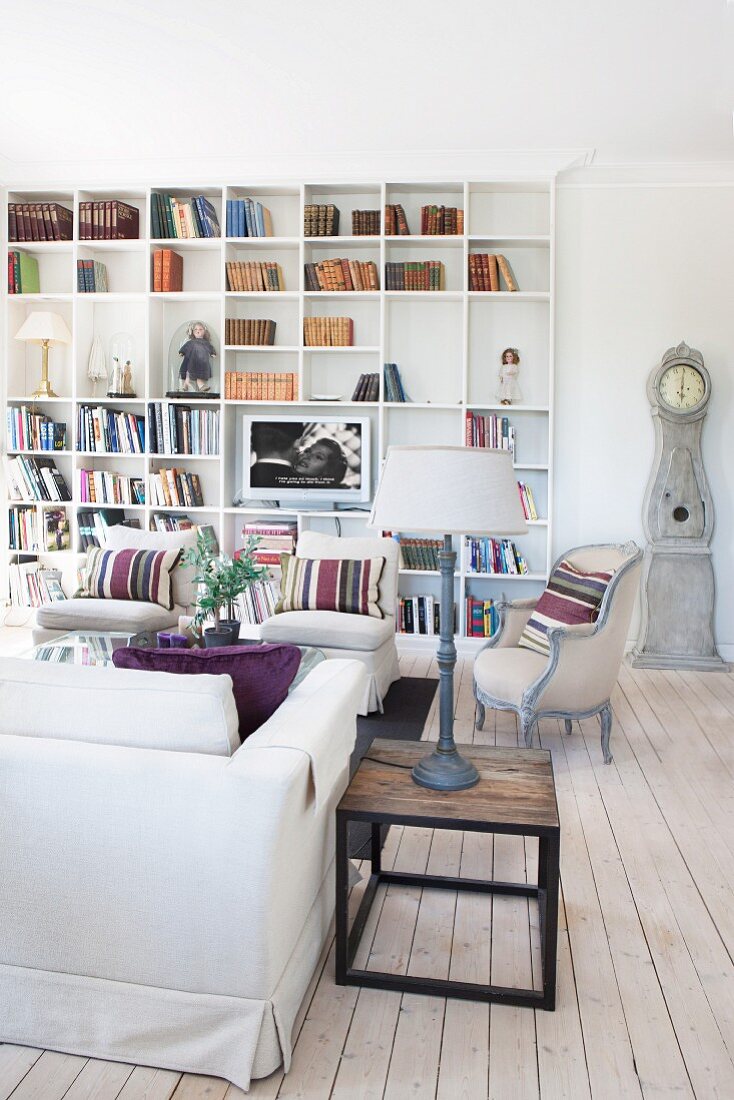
[241,415,371,505]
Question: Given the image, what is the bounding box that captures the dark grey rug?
[348,676,438,858]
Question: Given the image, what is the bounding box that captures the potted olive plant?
[181,532,265,648]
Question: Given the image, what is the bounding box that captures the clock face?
[658,364,706,411]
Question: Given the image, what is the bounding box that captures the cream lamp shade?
[15,312,72,345]
[369,445,528,536]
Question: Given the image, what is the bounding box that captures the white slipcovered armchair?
[473,542,642,763]
[260,531,400,714]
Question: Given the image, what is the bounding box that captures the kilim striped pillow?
[80,546,182,610]
[276,556,386,619]
[518,559,615,656]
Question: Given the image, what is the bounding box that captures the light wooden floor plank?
[4,631,734,1099]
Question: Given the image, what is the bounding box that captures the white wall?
[554,182,734,653]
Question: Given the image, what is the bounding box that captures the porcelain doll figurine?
[497,347,522,405]
[178,321,216,393]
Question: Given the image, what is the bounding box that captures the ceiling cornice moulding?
[559,161,734,187]
[0,147,594,187]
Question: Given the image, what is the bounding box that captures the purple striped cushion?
[80,546,182,610]
[276,555,385,619]
[518,559,615,656]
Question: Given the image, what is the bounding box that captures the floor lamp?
[369,445,528,791]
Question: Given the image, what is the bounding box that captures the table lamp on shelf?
[369,445,528,791]
[15,311,72,399]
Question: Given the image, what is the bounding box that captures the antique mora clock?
[631,342,726,669]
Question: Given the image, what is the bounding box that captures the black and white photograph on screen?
[249,421,362,491]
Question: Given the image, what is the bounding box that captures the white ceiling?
[1,0,733,181]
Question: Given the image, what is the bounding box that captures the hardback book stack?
[351,210,380,235]
[464,537,528,575]
[385,261,444,291]
[303,204,339,236]
[8,202,73,241]
[465,411,515,454]
[466,597,499,638]
[7,252,40,294]
[77,259,109,292]
[225,261,284,292]
[351,374,379,401]
[43,509,70,552]
[517,481,538,521]
[420,205,463,234]
[78,509,136,550]
[147,402,219,456]
[304,259,379,291]
[225,198,273,237]
[469,254,518,291]
[225,372,298,401]
[149,468,205,508]
[396,595,455,635]
[224,319,276,345]
[9,563,65,607]
[303,317,354,346]
[77,406,146,454]
[383,362,408,402]
[3,455,71,502]
[8,506,39,551]
[78,201,140,239]
[152,249,183,292]
[384,204,410,235]
[398,538,442,570]
[6,407,66,451]
[79,469,146,506]
[151,193,220,238]
[242,520,297,568]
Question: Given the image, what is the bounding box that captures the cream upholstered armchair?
[473,542,642,763]
[260,530,400,715]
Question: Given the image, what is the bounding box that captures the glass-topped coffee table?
[22,630,326,689]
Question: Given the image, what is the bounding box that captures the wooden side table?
[335,739,560,1009]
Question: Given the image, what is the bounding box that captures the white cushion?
[103,525,198,609]
[474,646,548,708]
[0,657,240,755]
[36,597,179,633]
[295,531,399,620]
[261,609,394,652]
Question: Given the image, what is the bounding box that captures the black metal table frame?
[336,810,560,1010]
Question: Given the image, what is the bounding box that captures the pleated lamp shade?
[15,312,72,344]
[369,445,528,536]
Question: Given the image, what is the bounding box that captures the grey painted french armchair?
[473,542,642,763]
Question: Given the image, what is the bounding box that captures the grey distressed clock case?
[630,341,726,670]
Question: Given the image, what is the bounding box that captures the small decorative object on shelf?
[87,335,107,397]
[167,320,220,398]
[107,332,137,398]
[15,311,72,399]
[497,347,522,405]
[44,508,70,551]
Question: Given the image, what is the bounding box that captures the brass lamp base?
[31,339,58,399]
[31,378,59,399]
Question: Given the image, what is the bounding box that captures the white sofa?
[0,654,366,1092]
[31,525,198,644]
[260,531,401,714]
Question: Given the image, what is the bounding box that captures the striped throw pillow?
[81,546,182,610]
[518,559,615,656]
[276,556,385,619]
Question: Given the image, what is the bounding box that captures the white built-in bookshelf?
[1,179,555,647]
